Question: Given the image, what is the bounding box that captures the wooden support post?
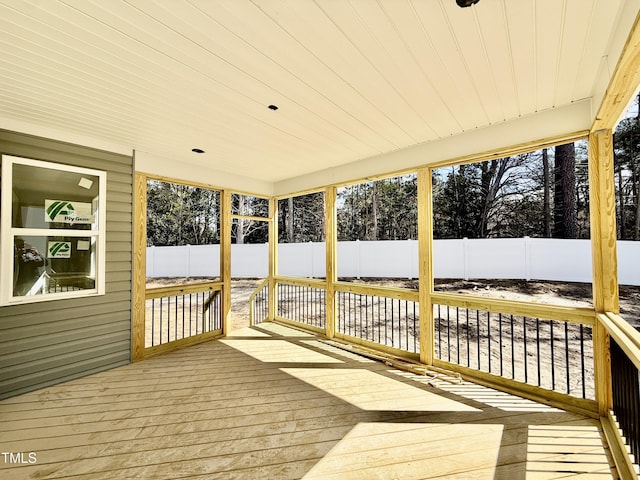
[325,186,337,339]
[589,128,619,416]
[221,190,232,336]
[268,197,278,321]
[132,172,147,362]
[418,168,434,365]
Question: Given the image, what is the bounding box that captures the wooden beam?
[132,172,147,362]
[221,190,232,335]
[268,197,278,322]
[325,186,337,339]
[333,282,418,302]
[589,129,619,314]
[589,129,618,417]
[418,167,434,365]
[592,12,640,131]
[431,292,596,326]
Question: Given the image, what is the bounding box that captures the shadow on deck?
[0,323,616,479]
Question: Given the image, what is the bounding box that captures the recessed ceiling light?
[268,104,279,111]
[192,148,205,153]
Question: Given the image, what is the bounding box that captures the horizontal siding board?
[106,282,134,294]
[106,231,132,243]
[107,242,134,253]
[0,306,131,336]
[0,351,131,399]
[0,290,131,316]
[0,130,132,163]
[0,359,131,400]
[107,211,134,223]
[106,261,132,273]
[107,203,135,214]
[108,182,133,194]
[107,251,133,262]
[0,129,133,399]
[107,191,134,204]
[0,321,131,358]
[1,330,131,373]
[108,221,134,233]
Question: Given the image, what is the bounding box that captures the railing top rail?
[600,312,640,371]
[249,278,270,303]
[275,276,327,289]
[431,292,596,325]
[334,281,419,302]
[146,281,223,299]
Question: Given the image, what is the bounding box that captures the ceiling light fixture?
[191,148,205,154]
[456,0,479,7]
[268,104,279,111]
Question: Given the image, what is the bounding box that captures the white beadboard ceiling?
[1,0,638,192]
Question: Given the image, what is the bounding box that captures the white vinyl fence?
[147,238,640,286]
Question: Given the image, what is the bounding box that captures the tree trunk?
[543,148,551,237]
[287,197,294,243]
[553,143,577,238]
[236,195,245,244]
[371,182,379,240]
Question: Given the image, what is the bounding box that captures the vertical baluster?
[580,324,586,399]
[174,295,178,341]
[499,313,503,377]
[466,308,470,367]
[536,318,541,386]
[365,295,369,341]
[446,306,451,362]
[414,302,417,354]
[160,297,163,344]
[151,298,156,347]
[487,311,491,373]
[405,300,409,351]
[565,322,570,395]
[384,297,388,345]
[437,304,442,359]
[456,307,460,364]
[550,320,555,390]
[510,315,515,380]
[523,317,528,384]
[476,310,480,370]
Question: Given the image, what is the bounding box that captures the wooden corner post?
[589,128,619,416]
[418,167,434,365]
[221,190,232,335]
[268,197,278,322]
[132,172,147,362]
[325,186,337,338]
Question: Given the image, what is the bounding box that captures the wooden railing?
[334,282,420,357]
[431,293,596,412]
[274,277,327,333]
[145,281,223,355]
[249,278,269,326]
[599,312,640,478]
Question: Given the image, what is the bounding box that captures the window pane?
[14,235,96,297]
[12,163,100,230]
[431,140,592,307]
[231,193,268,217]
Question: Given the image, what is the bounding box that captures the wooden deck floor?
[0,323,617,479]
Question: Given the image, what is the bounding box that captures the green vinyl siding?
[0,130,133,399]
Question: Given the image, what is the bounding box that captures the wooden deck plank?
[0,323,616,480]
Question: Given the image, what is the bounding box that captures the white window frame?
[0,155,107,305]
